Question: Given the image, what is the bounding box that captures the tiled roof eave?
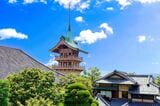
[96,79,136,85]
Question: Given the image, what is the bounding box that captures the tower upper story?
[50,35,88,55]
[50,31,88,74]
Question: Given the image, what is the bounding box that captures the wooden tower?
[50,5,88,74]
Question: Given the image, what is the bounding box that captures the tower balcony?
[55,56,83,61]
[53,65,85,71]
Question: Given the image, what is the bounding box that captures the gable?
[107,74,125,80]
[102,71,137,84]
[50,36,88,54]
[51,38,78,53]
[95,71,138,85]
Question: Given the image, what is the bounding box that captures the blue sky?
[0,0,160,75]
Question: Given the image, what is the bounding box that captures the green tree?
[58,73,77,87]
[7,68,62,105]
[0,80,10,106]
[84,67,101,85]
[59,73,92,91]
[64,83,99,106]
[156,75,160,85]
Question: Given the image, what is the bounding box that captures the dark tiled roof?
[0,46,64,79]
[96,70,137,85]
[129,75,160,95]
[95,70,160,95]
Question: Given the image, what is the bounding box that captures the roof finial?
[67,1,72,40]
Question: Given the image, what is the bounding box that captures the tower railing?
[53,65,85,70]
[55,56,83,61]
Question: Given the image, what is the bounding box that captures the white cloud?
[136,0,160,4]
[137,35,154,43]
[100,23,113,34]
[137,35,146,43]
[98,0,160,9]
[96,0,111,5]
[117,0,160,9]
[8,0,47,4]
[54,0,91,11]
[45,54,58,66]
[8,0,17,3]
[81,62,86,66]
[75,16,84,23]
[45,58,58,66]
[117,0,132,9]
[147,36,155,42]
[0,28,28,40]
[106,7,114,11]
[78,1,90,11]
[24,0,47,4]
[74,23,113,44]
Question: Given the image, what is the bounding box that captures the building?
[0,46,64,81]
[50,9,88,74]
[50,33,88,74]
[94,70,160,103]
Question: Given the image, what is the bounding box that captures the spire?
[68,2,71,32]
[67,2,72,41]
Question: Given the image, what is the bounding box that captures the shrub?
[67,83,87,90]
[0,80,10,106]
[64,83,98,106]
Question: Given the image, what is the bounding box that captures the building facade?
[94,70,160,103]
[50,31,87,74]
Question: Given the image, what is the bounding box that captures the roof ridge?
[116,71,137,84]
[97,70,137,84]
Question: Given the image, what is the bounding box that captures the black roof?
[0,46,64,79]
[95,70,160,95]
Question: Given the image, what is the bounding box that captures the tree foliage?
[156,75,160,85]
[25,97,54,106]
[7,68,62,105]
[84,67,101,85]
[0,80,10,106]
[59,73,92,91]
[64,83,99,106]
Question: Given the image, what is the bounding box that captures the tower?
[50,5,88,74]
